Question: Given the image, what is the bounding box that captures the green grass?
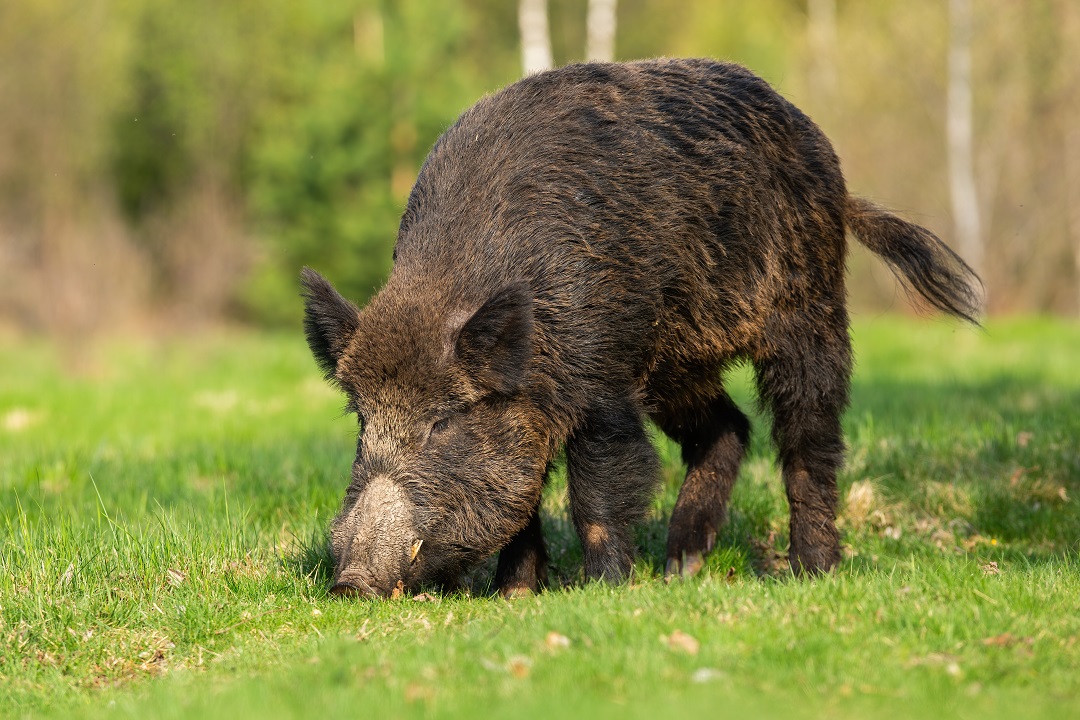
[2,316,1079,719]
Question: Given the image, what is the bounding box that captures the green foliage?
[1,317,1079,716]
[4,0,1080,333]
[34,0,819,327]
[241,3,399,324]
[94,0,524,323]
[233,0,528,323]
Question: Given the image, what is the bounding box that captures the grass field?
[2,316,1079,719]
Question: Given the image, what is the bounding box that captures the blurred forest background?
[1,0,1078,338]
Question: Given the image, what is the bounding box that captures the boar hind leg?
[755,318,852,575]
[494,507,548,597]
[566,396,659,583]
[660,391,751,578]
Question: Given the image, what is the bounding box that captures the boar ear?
[454,282,533,395]
[301,267,360,379]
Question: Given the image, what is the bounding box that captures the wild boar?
[302,58,981,598]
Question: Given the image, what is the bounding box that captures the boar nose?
[329,581,371,598]
[328,473,417,598]
[329,571,379,598]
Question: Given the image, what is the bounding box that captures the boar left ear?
[301,267,361,380]
[454,282,533,395]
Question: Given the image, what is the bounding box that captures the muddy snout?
[327,474,422,599]
[328,570,380,598]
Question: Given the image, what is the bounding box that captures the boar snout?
[328,474,421,598]
[328,572,379,598]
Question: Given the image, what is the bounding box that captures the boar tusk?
[409,538,423,563]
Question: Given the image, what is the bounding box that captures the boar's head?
[301,268,551,598]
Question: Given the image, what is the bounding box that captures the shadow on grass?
[286,524,334,589]
[846,375,1080,547]
[280,374,1079,595]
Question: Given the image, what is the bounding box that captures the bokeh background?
[1,0,1077,340]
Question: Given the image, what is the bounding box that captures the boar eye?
[430,417,450,437]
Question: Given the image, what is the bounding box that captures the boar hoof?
[788,545,840,576]
[664,551,705,580]
[499,583,536,599]
[664,527,716,580]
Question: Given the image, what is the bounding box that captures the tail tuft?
[846,196,983,324]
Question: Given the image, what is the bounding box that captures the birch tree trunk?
[807,0,837,116]
[519,0,553,75]
[586,0,617,63]
[1064,0,1080,315]
[1067,128,1080,316]
[947,0,984,282]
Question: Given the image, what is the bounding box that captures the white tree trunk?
[807,0,837,108]
[519,0,553,75]
[586,0,617,63]
[1069,128,1080,316]
[947,0,984,280]
[1065,1,1080,315]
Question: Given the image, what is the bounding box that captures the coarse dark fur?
[302,58,981,598]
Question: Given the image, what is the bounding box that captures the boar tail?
[845,195,983,324]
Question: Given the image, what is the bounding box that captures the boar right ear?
[454,282,533,395]
[301,267,360,379]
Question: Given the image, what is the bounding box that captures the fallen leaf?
[3,408,38,432]
[166,569,186,587]
[508,655,531,678]
[662,629,700,655]
[983,633,1016,646]
[982,633,1032,647]
[545,631,570,650]
[906,652,959,669]
[749,530,790,576]
[844,480,877,530]
[404,683,434,703]
[412,592,437,602]
[691,667,724,683]
[391,579,405,600]
[981,561,1000,576]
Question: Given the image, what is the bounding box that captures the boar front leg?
[566,396,659,582]
[659,390,751,578]
[494,507,548,597]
